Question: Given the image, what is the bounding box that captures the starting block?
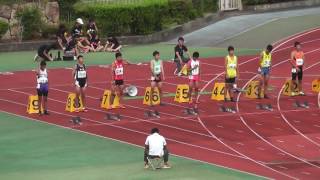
[245,81,263,99]
[105,113,121,121]
[219,106,236,113]
[182,107,198,116]
[174,84,190,103]
[283,79,299,96]
[179,64,189,76]
[143,87,160,106]
[256,103,273,111]
[27,95,43,114]
[211,83,229,101]
[293,101,309,109]
[65,93,83,112]
[312,79,320,92]
[144,110,160,119]
[70,116,82,125]
[101,90,120,109]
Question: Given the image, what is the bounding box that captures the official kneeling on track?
[144,128,171,169]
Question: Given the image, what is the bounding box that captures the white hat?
[76,18,84,25]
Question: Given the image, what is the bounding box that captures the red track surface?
[1,28,320,179]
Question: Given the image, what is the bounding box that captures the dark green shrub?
[41,24,58,39]
[0,20,9,38]
[73,0,219,36]
[16,7,43,40]
[74,0,168,36]
[57,0,80,22]
[167,0,197,24]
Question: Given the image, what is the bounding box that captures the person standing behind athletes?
[72,55,88,112]
[290,41,306,96]
[174,37,190,75]
[36,61,49,115]
[110,52,131,109]
[258,44,273,99]
[150,51,165,106]
[225,46,239,102]
[187,52,200,104]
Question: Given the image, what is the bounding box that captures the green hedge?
[74,0,218,36]
[242,0,302,5]
[0,20,9,38]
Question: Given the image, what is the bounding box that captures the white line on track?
[235,46,320,168]
[197,27,320,179]
[277,60,320,147]
[0,109,268,179]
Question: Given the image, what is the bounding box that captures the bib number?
[154,65,161,74]
[228,63,236,69]
[296,59,303,66]
[78,71,87,78]
[115,67,123,75]
[263,60,271,67]
[37,77,48,84]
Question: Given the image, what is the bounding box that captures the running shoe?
[162,164,171,169]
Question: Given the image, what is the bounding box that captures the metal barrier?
[219,0,242,11]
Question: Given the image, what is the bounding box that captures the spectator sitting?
[56,24,69,50]
[144,128,171,169]
[75,35,95,53]
[64,34,79,58]
[104,37,122,52]
[86,18,103,51]
[34,43,56,62]
[72,18,90,46]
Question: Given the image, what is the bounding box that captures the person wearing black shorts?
[174,37,190,75]
[104,37,122,52]
[34,44,55,61]
[110,53,130,109]
[72,55,88,112]
[150,51,165,105]
[290,42,305,96]
[56,24,68,50]
[36,61,49,115]
[225,46,239,102]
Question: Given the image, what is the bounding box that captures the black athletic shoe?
[44,110,49,115]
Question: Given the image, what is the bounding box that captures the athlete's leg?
[188,80,194,102]
[158,82,163,104]
[43,95,48,113]
[80,86,86,109]
[194,81,199,103]
[75,85,81,108]
[38,95,43,114]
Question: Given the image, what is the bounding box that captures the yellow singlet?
[260,51,272,67]
[226,55,237,78]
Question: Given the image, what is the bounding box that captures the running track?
[0,28,320,179]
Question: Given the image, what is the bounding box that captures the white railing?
[219,0,243,11]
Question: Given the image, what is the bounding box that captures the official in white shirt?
[144,128,170,169]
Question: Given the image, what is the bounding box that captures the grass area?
[0,44,259,72]
[0,111,263,180]
[218,14,320,49]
